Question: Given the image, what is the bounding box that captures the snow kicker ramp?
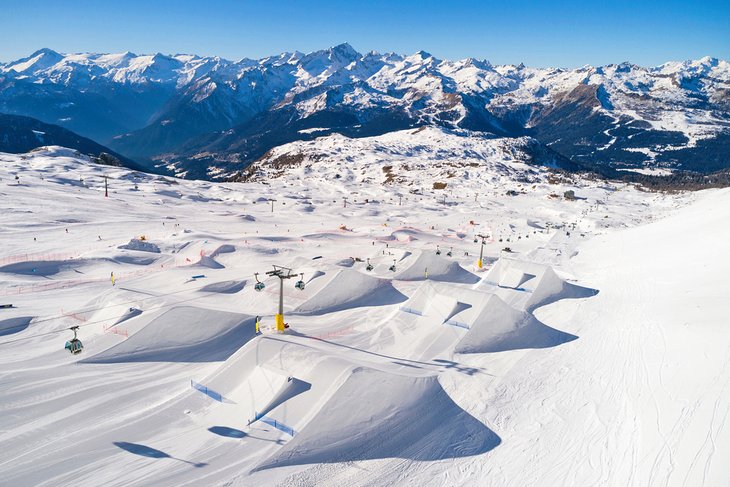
[476,258,597,311]
[454,294,578,354]
[398,280,578,355]
[194,337,498,470]
[198,279,246,294]
[254,367,500,470]
[294,268,407,315]
[197,336,351,423]
[394,251,479,284]
[83,306,256,363]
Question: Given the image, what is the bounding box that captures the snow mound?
[455,294,577,354]
[401,281,473,323]
[111,307,142,326]
[335,258,355,267]
[478,258,597,311]
[395,251,479,283]
[83,306,255,363]
[294,269,407,315]
[196,255,224,269]
[113,255,158,265]
[198,280,246,294]
[255,368,500,470]
[210,244,235,257]
[117,239,161,253]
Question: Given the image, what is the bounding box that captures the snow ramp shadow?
[82,306,256,363]
[253,368,500,470]
[0,316,33,336]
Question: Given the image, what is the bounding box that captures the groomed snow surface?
[0,147,727,486]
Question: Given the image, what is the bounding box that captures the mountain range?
[1,44,728,180]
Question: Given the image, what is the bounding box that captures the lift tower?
[266,265,297,332]
[476,234,489,269]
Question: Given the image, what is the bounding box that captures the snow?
[0,146,727,486]
[243,126,560,187]
[618,167,674,176]
[298,127,329,134]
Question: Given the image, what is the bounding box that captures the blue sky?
[2,0,728,67]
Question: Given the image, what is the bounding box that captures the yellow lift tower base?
[275,314,286,332]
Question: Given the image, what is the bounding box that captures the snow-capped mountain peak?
[1,45,728,180]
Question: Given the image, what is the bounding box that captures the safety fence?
[103,324,129,338]
[254,412,296,437]
[0,247,99,267]
[0,256,203,297]
[61,307,129,337]
[190,380,223,402]
[311,324,356,340]
[62,309,88,323]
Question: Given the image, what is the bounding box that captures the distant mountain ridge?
[0,113,143,170]
[1,45,728,180]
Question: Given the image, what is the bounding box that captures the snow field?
[1,147,723,486]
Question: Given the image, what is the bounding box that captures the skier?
[110,272,116,286]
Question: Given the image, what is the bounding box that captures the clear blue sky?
[2,0,728,67]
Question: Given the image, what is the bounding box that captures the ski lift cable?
[1,261,342,347]
[1,228,506,347]
[10,270,272,329]
[9,257,347,334]
[0,288,225,347]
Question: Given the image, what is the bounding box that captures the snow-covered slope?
[1,46,728,178]
[233,126,578,185]
[2,146,727,485]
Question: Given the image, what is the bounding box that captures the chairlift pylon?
[64,326,83,355]
[254,272,265,292]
